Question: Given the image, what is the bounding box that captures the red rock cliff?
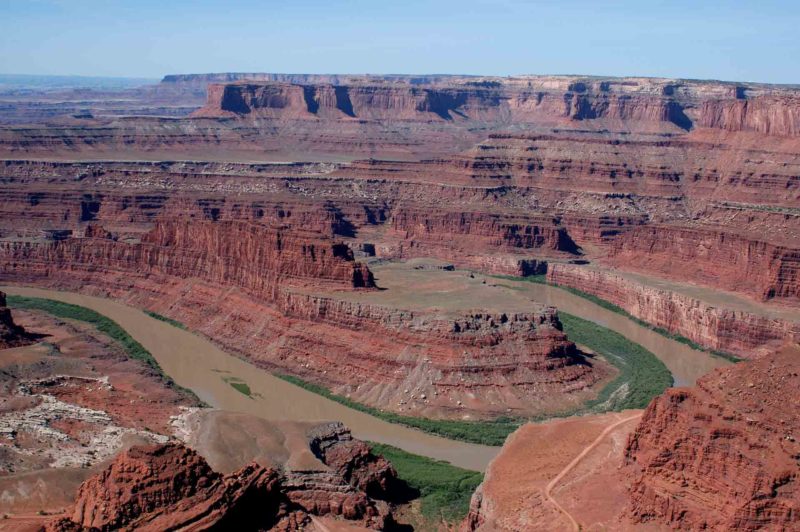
[50,442,285,531]
[625,345,800,530]
[49,434,395,531]
[699,96,800,137]
[547,264,800,358]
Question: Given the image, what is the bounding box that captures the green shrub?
[144,310,187,330]
[369,442,482,523]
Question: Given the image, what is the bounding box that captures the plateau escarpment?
[0,222,604,419]
[194,77,800,138]
[625,345,800,530]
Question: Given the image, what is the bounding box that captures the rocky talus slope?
[48,422,397,531]
[625,345,800,530]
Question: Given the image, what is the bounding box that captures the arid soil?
[465,344,800,531]
[0,72,798,531]
[0,306,195,517]
[462,411,645,531]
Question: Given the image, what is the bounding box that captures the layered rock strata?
[0,223,600,418]
[547,264,800,358]
[194,76,800,137]
[2,113,799,303]
[625,345,800,530]
[308,422,398,499]
[47,439,393,531]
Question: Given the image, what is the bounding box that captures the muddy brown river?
[2,280,728,471]
[2,286,499,471]
[506,281,729,387]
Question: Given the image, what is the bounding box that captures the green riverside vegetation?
[144,310,187,330]
[223,376,253,397]
[276,309,673,446]
[276,374,519,445]
[7,295,204,404]
[499,273,741,363]
[368,442,483,524]
[559,312,673,410]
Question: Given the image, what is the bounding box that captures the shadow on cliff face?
[326,203,358,237]
[667,102,693,131]
[375,477,420,505]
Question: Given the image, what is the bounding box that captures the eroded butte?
[0,72,798,531]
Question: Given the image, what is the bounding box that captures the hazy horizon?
[1,0,798,85]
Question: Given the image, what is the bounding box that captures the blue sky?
[1,0,798,83]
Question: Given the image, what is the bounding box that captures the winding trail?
[544,413,643,531]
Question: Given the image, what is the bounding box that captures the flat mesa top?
[299,258,549,317]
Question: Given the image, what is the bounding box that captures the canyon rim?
[1,2,799,530]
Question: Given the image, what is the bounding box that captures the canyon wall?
[2,142,796,304]
[0,223,604,419]
[625,345,800,530]
[547,264,800,358]
[194,76,800,137]
[699,96,800,136]
[0,220,373,295]
[604,225,800,302]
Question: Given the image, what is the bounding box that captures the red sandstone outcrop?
[308,422,398,499]
[547,264,800,358]
[625,345,800,530]
[0,290,32,348]
[48,435,395,531]
[49,443,283,531]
